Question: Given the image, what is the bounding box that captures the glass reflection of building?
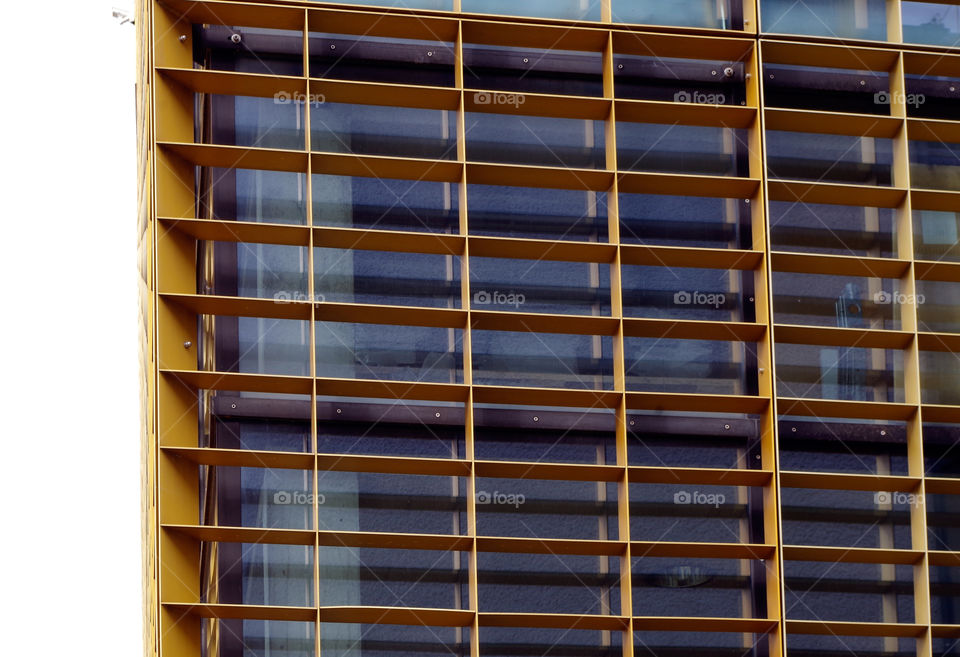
[137,2,960,657]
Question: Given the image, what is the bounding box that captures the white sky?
[1,1,142,652]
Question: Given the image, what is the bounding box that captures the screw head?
[231,403,237,409]
[178,35,187,43]
[435,412,441,418]
[724,424,731,430]
[183,340,192,349]
[230,33,242,44]
[533,416,539,422]
[336,408,342,414]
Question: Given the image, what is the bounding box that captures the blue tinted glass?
[316,322,463,383]
[612,0,734,29]
[463,43,603,97]
[625,338,753,395]
[776,343,904,402]
[311,103,457,160]
[212,169,307,224]
[312,175,458,233]
[630,483,757,543]
[317,471,466,534]
[761,0,887,40]
[784,561,915,623]
[210,95,304,150]
[318,547,467,607]
[224,317,310,376]
[770,201,898,258]
[766,131,894,185]
[632,557,763,618]
[315,248,460,308]
[619,193,748,248]
[465,112,606,169]
[470,257,611,316]
[468,184,609,241]
[462,0,602,20]
[903,3,960,46]
[471,330,614,389]
[309,33,455,86]
[772,271,901,330]
[622,265,746,321]
[782,489,914,549]
[212,466,313,529]
[911,139,960,190]
[618,124,746,176]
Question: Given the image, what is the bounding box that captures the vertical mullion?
[455,20,480,657]
[891,49,932,657]
[302,11,322,657]
[602,0,612,24]
[604,28,631,657]
[755,38,788,657]
[887,0,904,44]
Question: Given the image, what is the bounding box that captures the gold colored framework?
[136,1,960,657]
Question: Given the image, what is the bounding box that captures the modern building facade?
[138,2,960,657]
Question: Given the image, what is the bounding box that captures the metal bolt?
[711,70,718,76]
[629,420,635,426]
[427,51,434,56]
[523,58,529,64]
[756,454,762,460]
[230,33,242,44]
[749,297,755,302]
[183,341,192,349]
[791,427,797,432]
[951,86,957,92]
[179,35,187,43]
[881,430,887,436]
[435,412,441,418]
[533,416,539,422]
[618,64,624,69]
[769,74,775,79]
[723,66,735,78]
[330,44,336,50]
[745,199,751,204]
[724,424,731,430]
[336,408,342,414]
[231,403,237,409]
[860,80,866,86]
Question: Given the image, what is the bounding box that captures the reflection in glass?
[903,2,960,47]
[625,338,755,395]
[209,168,307,225]
[312,175,458,233]
[612,0,736,29]
[784,561,915,623]
[615,55,746,104]
[766,131,893,185]
[471,331,614,389]
[619,193,749,249]
[782,488,913,549]
[311,103,457,160]
[322,623,468,657]
[468,184,608,242]
[779,416,909,476]
[618,124,746,177]
[463,43,603,97]
[629,483,758,544]
[760,0,887,40]
[461,0,602,21]
[776,344,904,402]
[315,322,463,383]
[470,257,611,316]
[763,64,889,115]
[632,557,764,618]
[622,265,746,321]
[914,210,960,262]
[316,471,466,535]
[210,466,313,530]
[309,33,455,87]
[772,271,900,330]
[315,248,460,308]
[770,201,897,258]
[465,113,606,169]
[911,139,960,190]
[203,620,315,657]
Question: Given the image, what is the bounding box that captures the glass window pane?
[924,422,960,478]
[476,477,618,540]
[617,124,747,177]
[921,350,960,405]
[315,322,463,383]
[622,265,748,321]
[206,620,315,657]
[627,412,762,469]
[775,344,904,402]
[914,210,960,262]
[204,542,314,606]
[199,26,304,76]
[766,131,894,186]
[210,466,314,530]
[461,0,602,21]
[625,338,756,395]
[471,330,614,389]
[632,557,764,618]
[772,271,901,330]
[468,184,609,242]
[779,416,909,476]
[760,0,888,40]
[214,316,310,376]
[619,193,750,249]
[614,55,746,104]
[484,627,618,657]
[322,624,468,657]
[312,175,458,233]
[612,0,736,29]
[210,168,308,225]
[905,72,960,120]
[210,95,305,150]
[317,471,466,535]
[315,248,460,308]
[911,139,960,190]
[465,112,606,169]
[784,561,915,623]
[309,33,455,86]
[473,404,617,464]
[463,43,603,97]
[478,552,620,615]
[770,201,898,258]
[917,279,960,333]
[903,2,960,47]
[782,488,914,549]
[317,547,467,607]
[311,103,457,160]
[630,483,762,544]
[763,64,890,114]
[470,257,611,316]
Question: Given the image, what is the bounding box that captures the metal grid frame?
[136,2,960,657]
